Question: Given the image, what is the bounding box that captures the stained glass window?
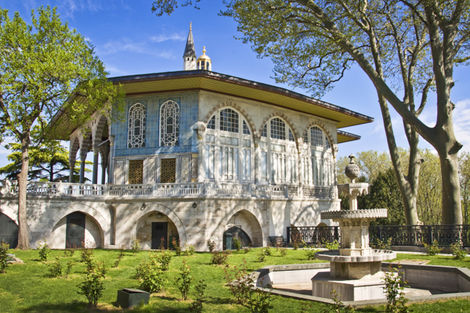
[160,100,179,146]
[128,103,146,148]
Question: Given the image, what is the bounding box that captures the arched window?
[302,126,333,186]
[160,100,180,146]
[260,117,297,184]
[128,103,146,148]
[204,108,253,182]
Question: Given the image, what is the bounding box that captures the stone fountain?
[312,155,396,301]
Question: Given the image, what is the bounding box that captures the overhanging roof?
[48,70,373,141]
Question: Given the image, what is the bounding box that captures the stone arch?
[211,208,264,250]
[204,99,257,137]
[259,112,300,146]
[0,212,18,248]
[69,137,80,164]
[92,114,110,149]
[302,121,336,157]
[49,210,105,249]
[134,203,187,248]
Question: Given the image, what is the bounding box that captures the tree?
[459,152,470,225]
[153,0,469,224]
[0,139,86,182]
[0,7,118,248]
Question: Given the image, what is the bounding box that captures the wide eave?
[49,70,373,142]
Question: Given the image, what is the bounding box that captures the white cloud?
[150,33,186,43]
[96,38,178,60]
[454,98,470,152]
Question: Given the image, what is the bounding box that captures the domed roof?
[197,46,211,62]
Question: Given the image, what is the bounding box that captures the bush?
[64,260,74,278]
[373,237,392,250]
[207,240,216,253]
[450,242,466,260]
[257,252,266,263]
[190,279,207,313]
[47,257,62,278]
[80,249,94,272]
[77,265,106,308]
[131,239,141,253]
[324,240,339,250]
[0,242,9,273]
[113,250,124,268]
[183,245,195,256]
[233,238,242,251]
[305,248,318,260]
[244,247,251,254]
[329,289,356,313]
[424,240,441,256]
[384,266,408,313]
[224,262,272,313]
[156,251,172,271]
[63,248,75,257]
[211,251,228,265]
[262,247,272,256]
[279,248,287,257]
[176,260,192,300]
[135,256,166,293]
[38,243,50,262]
[172,237,181,256]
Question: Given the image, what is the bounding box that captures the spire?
[183,22,196,59]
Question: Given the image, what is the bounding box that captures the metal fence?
[286,225,470,247]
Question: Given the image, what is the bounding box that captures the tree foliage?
[153,0,470,224]
[0,6,119,248]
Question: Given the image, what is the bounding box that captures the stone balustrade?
[0,181,336,200]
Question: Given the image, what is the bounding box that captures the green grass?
[0,248,469,312]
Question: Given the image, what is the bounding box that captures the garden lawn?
[0,248,469,312]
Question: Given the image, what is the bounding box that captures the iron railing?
[286,224,470,247]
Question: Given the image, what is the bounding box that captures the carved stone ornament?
[345,154,360,183]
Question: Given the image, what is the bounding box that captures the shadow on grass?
[19,301,99,313]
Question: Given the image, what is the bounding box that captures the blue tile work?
[111,91,199,157]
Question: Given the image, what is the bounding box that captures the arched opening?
[223,210,263,250]
[136,211,179,250]
[0,213,18,248]
[50,211,103,249]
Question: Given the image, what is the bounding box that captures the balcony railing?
[1,181,336,200]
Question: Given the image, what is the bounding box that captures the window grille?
[270,118,286,140]
[160,158,176,183]
[310,127,323,147]
[160,100,180,146]
[220,108,239,133]
[242,120,251,135]
[128,103,146,148]
[128,160,143,184]
[207,116,216,129]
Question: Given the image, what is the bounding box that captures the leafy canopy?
[0,6,118,142]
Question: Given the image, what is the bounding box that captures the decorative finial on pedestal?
[345,154,360,183]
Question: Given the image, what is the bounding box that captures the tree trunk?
[377,93,421,225]
[17,135,30,249]
[439,150,462,224]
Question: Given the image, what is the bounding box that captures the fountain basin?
[321,208,387,220]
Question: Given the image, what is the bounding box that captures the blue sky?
[1,0,469,166]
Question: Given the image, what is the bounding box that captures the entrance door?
[0,213,18,248]
[152,222,168,249]
[66,212,86,248]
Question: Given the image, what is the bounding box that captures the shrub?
[190,279,207,313]
[207,240,216,253]
[233,238,242,251]
[329,289,356,313]
[257,252,266,263]
[224,262,272,313]
[176,260,192,300]
[131,239,141,253]
[450,242,466,260]
[0,242,9,273]
[183,245,195,256]
[47,257,62,277]
[373,237,392,250]
[64,260,74,278]
[156,251,172,271]
[38,243,50,262]
[424,240,441,256]
[113,249,125,268]
[211,251,228,265]
[305,248,318,260]
[63,248,75,257]
[77,264,106,308]
[135,256,166,293]
[244,247,251,254]
[80,249,94,272]
[262,247,272,256]
[172,237,181,256]
[279,248,287,257]
[384,266,408,313]
[324,240,339,250]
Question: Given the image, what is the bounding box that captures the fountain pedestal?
[312,156,396,301]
